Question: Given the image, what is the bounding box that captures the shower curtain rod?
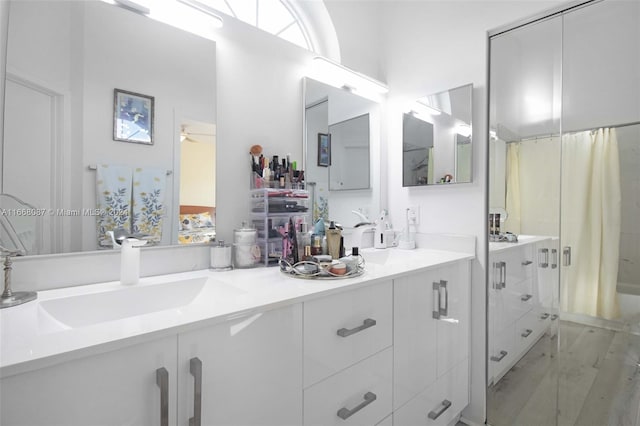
[504,119,640,143]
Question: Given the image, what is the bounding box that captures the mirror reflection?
[304,77,380,227]
[1,1,216,254]
[402,83,472,186]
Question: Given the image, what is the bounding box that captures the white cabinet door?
[0,336,178,426]
[393,270,437,410]
[177,304,303,426]
[394,260,471,410]
[436,261,471,378]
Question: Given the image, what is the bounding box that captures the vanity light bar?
[177,0,224,28]
[311,56,389,98]
[114,0,151,14]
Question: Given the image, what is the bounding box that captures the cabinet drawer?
[489,323,516,385]
[304,347,393,426]
[304,280,392,387]
[393,358,469,426]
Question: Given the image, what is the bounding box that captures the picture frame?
[317,133,331,167]
[113,89,154,145]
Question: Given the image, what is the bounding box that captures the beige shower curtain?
[561,128,621,319]
[504,143,521,234]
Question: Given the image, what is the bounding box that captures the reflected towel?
[96,164,132,248]
[132,167,166,245]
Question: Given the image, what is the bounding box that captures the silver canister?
[210,240,232,271]
[233,222,261,268]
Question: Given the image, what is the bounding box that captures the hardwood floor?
[487,321,640,426]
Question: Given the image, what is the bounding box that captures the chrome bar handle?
[156,367,169,426]
[521,294,533,302]
[521,260,533,266]
[540,313,550,320]
[189,357,202,426]
[337,392,377,420]
[563,247,572,267]
[501,261,507,289]
[428,399,452,420]
[538,248,549,268]
[337,318,376,337]
[439,280,448,317]
[551,249,558,269]
[521,329,533,338]
[433,281,441,319]
[490,350,508,362]
[492,262,500,290]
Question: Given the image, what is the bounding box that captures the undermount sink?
[39,277,208,328]
[360,248,392,265]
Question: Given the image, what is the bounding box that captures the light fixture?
[114,0,151,14]
[415,99,442,116]
[455,124,472,138]
[407,101,441,122]
[177,0,224,28]
[311,56,388,101]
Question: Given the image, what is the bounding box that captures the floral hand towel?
[132,167,165,245]
[96,164,132,248]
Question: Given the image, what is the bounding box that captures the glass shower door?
[558,1,640,424]
[487,14,562,426]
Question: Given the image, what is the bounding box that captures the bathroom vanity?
[488,236,559,385]
[0,247,472,426]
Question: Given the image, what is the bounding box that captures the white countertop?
[488,235,553,253]
[0,248,473,378]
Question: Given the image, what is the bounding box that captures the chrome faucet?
[0,246,37,309]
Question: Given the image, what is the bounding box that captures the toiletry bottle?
[374,211,386,249]
[311,235,322,255]
[326,221,342,259]
[339,246,359,273]
[297,221,311,261]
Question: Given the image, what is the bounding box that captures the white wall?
[0,1,12,193]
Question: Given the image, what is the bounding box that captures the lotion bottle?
[326,221,342,259]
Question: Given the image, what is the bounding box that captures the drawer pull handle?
[551,249,558,269]
[521,294,533,302]
[491,350,508,362]
[156,367,169,426]
[337,318,376,337]
[550,314,559,321]
[337,391,377,420]
[189,357,202,426]
[521,329,533,338]
[521,260,533,266]
[540,313,550,320]
[428,399,452,420]
[539,248,549,268]
[432,280,449,319]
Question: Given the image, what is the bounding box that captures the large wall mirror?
[303,77,380,227]
[0,0,217,255]
[403,83,472,186]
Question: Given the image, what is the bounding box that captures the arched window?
[203,0,312,51]
[113,0,340,60]
[193,0,340,59]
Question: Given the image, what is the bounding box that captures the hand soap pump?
[374,210,388,249]
[120,237,147,285]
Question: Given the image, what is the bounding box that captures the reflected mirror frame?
[402,83,473,186]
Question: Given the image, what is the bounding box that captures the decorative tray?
[279,257,365,280]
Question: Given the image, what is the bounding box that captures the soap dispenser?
[120,237,147,285]
[374,210,387,249]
